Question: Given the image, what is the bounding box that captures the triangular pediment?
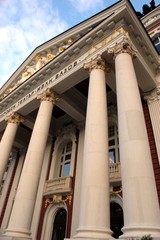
[0,0,126,100]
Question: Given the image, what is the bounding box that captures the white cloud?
[68,0,104,13]
[0,0,68,88]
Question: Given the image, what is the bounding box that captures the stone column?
[0,113,23,184]
[73,55,113,239]
[144,87,160,165]
[108,38,160,239]
[3,88,58,239]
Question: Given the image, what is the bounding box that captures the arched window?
[59,141,72,177]
[108,124,119,163]
[0,152,16,193]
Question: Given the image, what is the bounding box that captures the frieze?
[0,58,83,119]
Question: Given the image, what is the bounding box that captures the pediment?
[0,1,126,101]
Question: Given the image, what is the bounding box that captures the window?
[59,142,72,177]
[0,152,15,193]
[108,125,119,163]
[153,36,160,53]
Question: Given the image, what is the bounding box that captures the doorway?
[52,208,67,240]
[110,202,124,238]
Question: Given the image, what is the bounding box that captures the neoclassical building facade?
[0,1,160,239]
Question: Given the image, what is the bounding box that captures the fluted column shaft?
[0,113,23,183]
[74,55,113,240]
[109,38,160,239]
[4,88,58,239]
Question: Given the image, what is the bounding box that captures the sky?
[0,0,158,88]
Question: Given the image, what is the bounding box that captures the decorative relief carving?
[84,54,110,73]
[55,124,77,140]
[5,112,24,125]
[37,88,59,104]
[144,86,160,104]
[0,39,74,101]
[108,37,137,58]
[87,28,129,57]
[143,14,160,27]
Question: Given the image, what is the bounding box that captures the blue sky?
[0,0,158,88]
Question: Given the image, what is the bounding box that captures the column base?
[67,227,115,240]
[0,228,32,240]
[65,237,114,240]
[119,225,160,239]
[0,238,31,240]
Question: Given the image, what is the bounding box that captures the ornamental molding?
[37,88,59,104]
[144,86,160,104]
[142,10,160,27]
[5,112,24,125]
[55,124,77,140]
[84,54,110,73]
[108,36,137,58]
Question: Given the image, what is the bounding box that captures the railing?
[43,164,121,197]
[43,176,72,197]
[109,162,121,182]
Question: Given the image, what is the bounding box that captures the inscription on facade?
[0,59,82,119]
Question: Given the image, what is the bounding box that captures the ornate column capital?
[84,54,110,73]
[37,88,59,105]
[144,86,160,104]
[5,112,24,125]
[108,37,137,59]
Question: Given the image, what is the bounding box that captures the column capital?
[37,88,59,105]
[84,54,110,73]
[144,86,160,104]
[108,37,137,59]
[5,112,24,125]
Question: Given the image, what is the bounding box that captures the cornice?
[141,6,160,29]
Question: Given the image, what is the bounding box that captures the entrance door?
[52,209,67,240]
[110,202,124,238]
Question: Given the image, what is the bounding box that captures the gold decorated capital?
[5,112,24,125]
[108,37,137,59]
[37,88,59,105]
[84,54,110,73]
